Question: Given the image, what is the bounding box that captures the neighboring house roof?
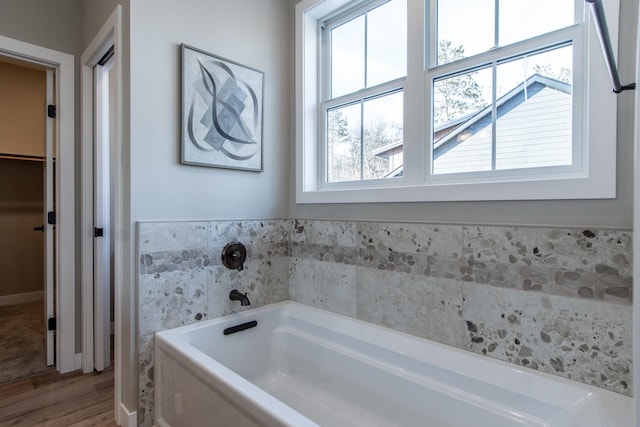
[373,112,476,159]
[372,140,403,158]
[433,73,571,159]
[384,164,404,178]
[375,73,572,177]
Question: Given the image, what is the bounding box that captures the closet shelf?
[0,152,54,162]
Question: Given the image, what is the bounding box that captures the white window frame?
[295,0,618,204]
[320,0,407,187]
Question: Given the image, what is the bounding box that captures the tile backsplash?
[137,219,633,426]
[137,220,289,426]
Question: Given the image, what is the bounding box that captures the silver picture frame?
[181,44,264,171]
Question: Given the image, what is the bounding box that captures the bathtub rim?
[154,300,634,427]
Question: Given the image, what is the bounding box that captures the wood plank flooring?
[0,366,117,426]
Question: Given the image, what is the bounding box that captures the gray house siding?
[434,77,572,175]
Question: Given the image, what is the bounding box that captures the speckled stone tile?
[208,220,290,250]
[138,268,208,336]
[356,268,463,347]
[138,333,154,427]
[289,257,357,317]
[463,226,632,274]
[252,255,290,305]
[207,256,289,318]
[291,219,357,246]
[358,222,463,257]
[290,242,359,266]
[357,247,422,274]
[462,284,632,395]
[136,218,634,414]
[138,221,208,253]
[463,226,633,304]
[139,249,216,275]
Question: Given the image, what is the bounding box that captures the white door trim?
[0,34,76,374]
[93,58,113,372]
[632,3,640,420]
[45,68,55,367]
[81,5,128,425]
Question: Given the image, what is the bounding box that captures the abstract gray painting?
[181,44,264,171]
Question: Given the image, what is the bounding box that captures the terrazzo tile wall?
[137,220,289,426]
[289,220,633,396]
[137,218,633,426]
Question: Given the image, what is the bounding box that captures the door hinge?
[47,104,56,118]
[47,211,56,225]
[48,317,56,331]
[94,227,104,238]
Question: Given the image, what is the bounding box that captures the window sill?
[296,174,615,204]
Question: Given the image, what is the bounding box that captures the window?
[295,0,618,203]
[430,0,578,177]
[323,0,406,183]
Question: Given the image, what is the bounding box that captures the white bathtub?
[154,301,633,427]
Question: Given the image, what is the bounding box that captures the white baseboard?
[0,291,44,306]
[119,402,137,427]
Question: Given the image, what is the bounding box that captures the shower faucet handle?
[222,241,247,271]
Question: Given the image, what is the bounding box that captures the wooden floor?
[0,366,117,426]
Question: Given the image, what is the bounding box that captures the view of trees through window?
[327,100,402,182]
[325,0,574,183]
[326,40,572,182]
[433,41,487,128]
[324,0,405,183]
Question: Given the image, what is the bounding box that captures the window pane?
[499,0,574,46]
[327,92,403,182]
[331,15,365,98]
[433,67,492,174]
[495,46,573,170]
[367,0,407,87]
[437,0,494,65]
[432,46,573,176]
[363,91,404,179]
[433,68,492,128]
[327,103,361,182]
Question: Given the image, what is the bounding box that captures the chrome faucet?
[229,289,250,306]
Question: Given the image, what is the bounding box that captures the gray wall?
[129,0,291,223]
[289,0,638,229]
[0,0,82,54]
[82,0,120,50]
[121,0,291,417]
[82,0,294,416]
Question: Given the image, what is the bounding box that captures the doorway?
[93,48,116,372]
[0,35,76,377]
[80,6,126,424]
[0,57,49,379]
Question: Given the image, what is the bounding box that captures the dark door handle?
[33,225,45,232]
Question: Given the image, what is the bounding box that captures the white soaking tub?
[154,301,633,427]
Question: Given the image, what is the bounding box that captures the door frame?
[0,35,76,374]
[44,68,55,367]
[92,56,114,373]
[633,2,640,419]
[81,5,130,426]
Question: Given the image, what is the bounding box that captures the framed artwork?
[181,44,264,171]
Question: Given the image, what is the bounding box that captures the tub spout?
[229,289,250,306]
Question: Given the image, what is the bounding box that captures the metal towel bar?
[586,0,636,93]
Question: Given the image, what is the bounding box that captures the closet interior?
[0,57,50,383]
